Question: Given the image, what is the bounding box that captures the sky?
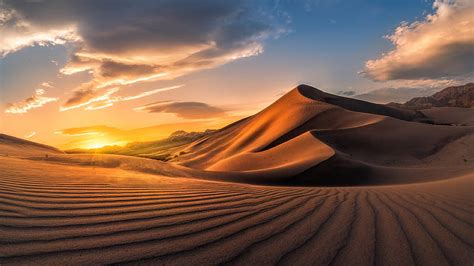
[1,0,473,149]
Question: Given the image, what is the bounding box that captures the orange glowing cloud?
[24,131,37,139]
[363,0,474,81]
[60,85,182,111]
[5,89,58,114]
[134,101,227,119]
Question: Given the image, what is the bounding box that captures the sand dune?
[208,132,335,173]
[173,87,387,170]
[0,134,63,157]
[173,85,474,185]
[421,107,474,126]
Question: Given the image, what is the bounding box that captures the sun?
[83,141,110,149]
[81,139,126,149]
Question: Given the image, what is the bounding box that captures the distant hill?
[388,83,474,109]
[0,134,63,156]
[66,129,216,161]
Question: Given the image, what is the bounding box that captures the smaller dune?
[0,134,63,157]
[208,132,334,175]
[421,107,474,126]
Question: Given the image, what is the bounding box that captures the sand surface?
[421,107,474,126]
[0,156,473,265]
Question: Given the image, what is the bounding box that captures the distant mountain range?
[388,83,474,109]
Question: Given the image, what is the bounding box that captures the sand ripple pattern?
[1,158,473,265]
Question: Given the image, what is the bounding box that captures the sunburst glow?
[82,139,126,149]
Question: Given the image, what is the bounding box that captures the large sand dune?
[1,84,473,265]
[173,85,474,185]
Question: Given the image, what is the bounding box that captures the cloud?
[363,0,474,81]
[0,4,80,56]
[60,85,182,111]
[62,86,101,109]
[55,125,121,136]
[355,87,436,104]
[5,89,58,114]
[99,60,157,78]
[354,79,465,103]
[24,131,36,139]
[1,1,286,110]
[40,82,53,88]
[336,90,356,96]
[135,101,227,119]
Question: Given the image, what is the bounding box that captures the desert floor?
[1,156,473,265]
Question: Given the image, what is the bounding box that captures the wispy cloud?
[24,131,36,139]
[135,101,227,119]
[60,87,119,111]
[40,82,53,88]
[362,0,474,81]
[5,89,58,114]
[55,125,120,136]
[355,87,435,104]
[60,85,182,111]
[354,78,464,103]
